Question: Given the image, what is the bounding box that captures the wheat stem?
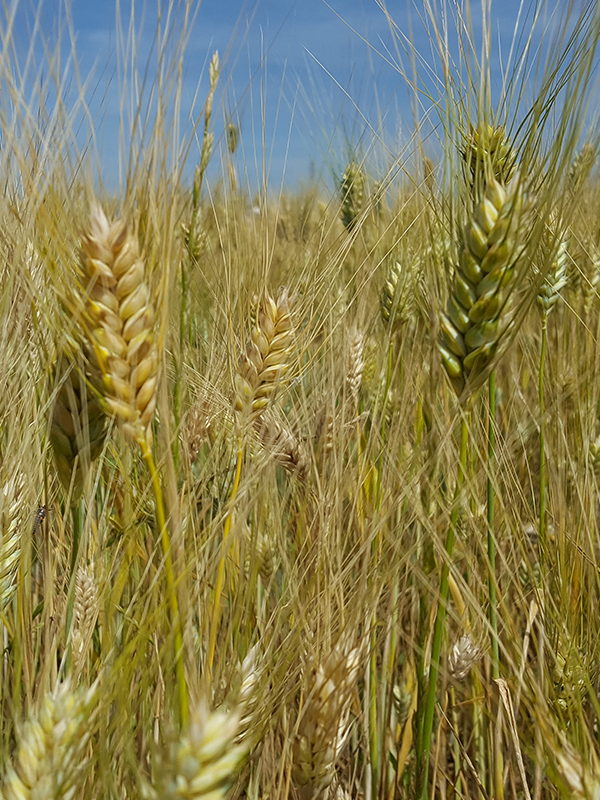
[206,440,244,683]
[418,415,469,800]
[139,437,188,727]
[539,313,548,559]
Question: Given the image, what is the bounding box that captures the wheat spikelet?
[71,565,99,676]
[292,637,362,800]
[339,161,365,231]
[314,400,334,459]
[569,142,596,193]
[185,399,212,463]
[447,634,484,681]
[234,288,294,427]
[2,680,96,800]
[346,328,365,404]
[461,124,517,195]
[256,413,309,480]
[163,702,248,800]
[50,357,106,496]
[244,524,279,585]
[80,204,158,444]
[537,233,568,314]
[537,714,600,800]
[380,261,415,332]
[0,474,24,613]
[438,174,533,398]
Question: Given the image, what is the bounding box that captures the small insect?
[32,505,47,535]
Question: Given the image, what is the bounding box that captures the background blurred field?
[2,2,600,799]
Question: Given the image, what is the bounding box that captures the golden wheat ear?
[234,288,294,429]
[80,204,158,444]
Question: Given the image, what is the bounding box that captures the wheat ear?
[256,413,309,480]
[80,204,158,444]
[80,204,188,722]
[71,564,99,676]
[50,357,106,496]
[2,680,96,800]
[461,124,517,194]
[439,174,533,398]
[292,638,362,800]
[0,474,24,612]
[339,161,365,231]
[163,702,248,800]
[234,288,294,427]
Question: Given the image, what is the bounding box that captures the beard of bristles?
[234,288,293,430]
[80,205,158,444]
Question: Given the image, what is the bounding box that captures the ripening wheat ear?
[161,701,249,800]
[234,288,294,428]
[292,637,363,800]
[71,564,99,677]
[50,356,106,496]
[2,680,97,800]
[80,204,158,444]
[0,474,24,612]
[439,173,534,398]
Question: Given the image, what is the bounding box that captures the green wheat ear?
[461,124,518,197]
[439,173,534,399]
[339,161,365,231]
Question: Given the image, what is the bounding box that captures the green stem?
[418,415,469,800]
[488,372,503,800]
[139,437,188,728]
[488,370,499,680]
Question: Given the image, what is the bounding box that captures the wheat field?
[2,1,600,799]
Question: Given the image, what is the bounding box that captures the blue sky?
[5,0,597,192]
